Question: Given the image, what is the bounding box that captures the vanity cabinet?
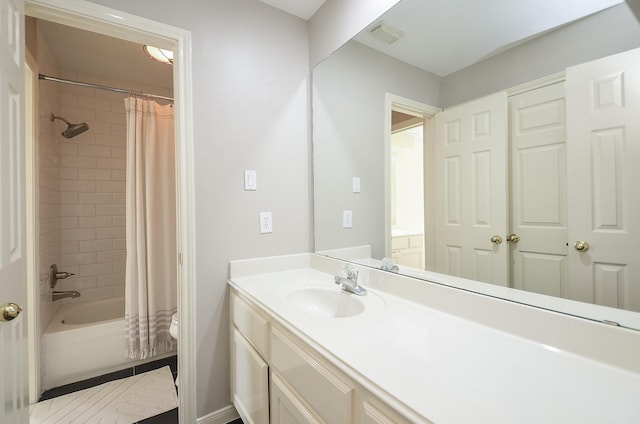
[231,327,269,424]
[270,371,323,424]
[230,289,412,424]
[230,294,270,424]
[391,234,423,269]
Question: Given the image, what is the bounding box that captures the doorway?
[390,113,424,269]
[384,93,441,269]
[24,1,195,422]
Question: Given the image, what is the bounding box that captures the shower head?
[50,113,89,138]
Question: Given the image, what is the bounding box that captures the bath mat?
[30,366,178,424]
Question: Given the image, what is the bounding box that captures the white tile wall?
[56,71,127,303]
[37,30,61,332]
[54,69,172,304]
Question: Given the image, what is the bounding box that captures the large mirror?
[313,0,640,329]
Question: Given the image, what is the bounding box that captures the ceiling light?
[143,45,173,65]
[370,23,404,44]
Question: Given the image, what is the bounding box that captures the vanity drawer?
[391,236,409,251]
[270,327,353,424]
[231,293,269,358]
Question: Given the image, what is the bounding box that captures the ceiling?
[257,0,327,20]
[36,19,173,91]
[352,0,625,76]
[35,0,624,85]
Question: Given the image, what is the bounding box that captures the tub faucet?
[334,267,367,296]
[52,291,81,302]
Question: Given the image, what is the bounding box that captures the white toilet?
[170,312,178,385]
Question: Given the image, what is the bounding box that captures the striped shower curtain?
[124,97,177,359]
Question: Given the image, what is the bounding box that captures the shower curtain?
[124,97,177,359]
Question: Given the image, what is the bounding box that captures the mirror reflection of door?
[428,48,640,310]
[510,82,568,297]
[431,85,570,292]
[390,109,425,269]
[432,92,508,286]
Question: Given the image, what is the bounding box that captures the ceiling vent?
[369,23,404,44]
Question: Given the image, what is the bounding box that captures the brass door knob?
[507,233,520,243]
[490,235,503,244]
[574,240,590,252]
[0,303,22,322]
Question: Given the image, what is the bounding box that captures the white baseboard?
[197,404,240,424]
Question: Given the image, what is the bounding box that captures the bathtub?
[42,297,175,389]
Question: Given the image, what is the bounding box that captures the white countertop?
[229,264,640,424]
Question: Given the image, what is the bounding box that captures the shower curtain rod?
[38,74,174,102]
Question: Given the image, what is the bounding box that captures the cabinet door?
[231,328,269,424]
[271,372,324,424]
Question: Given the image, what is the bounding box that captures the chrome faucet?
[52,291,81,302]
[334,267,367,296]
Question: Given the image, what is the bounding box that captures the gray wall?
[313,41,441,258]
[441,3,640,107]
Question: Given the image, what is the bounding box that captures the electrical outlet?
[259,212,272,234]
[343,210,353,228]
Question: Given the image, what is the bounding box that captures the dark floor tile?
[39,368,134,401]
[136,407,178,424]
[134,355,177,375]
[227,419,244,424]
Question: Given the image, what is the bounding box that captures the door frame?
[24,1,196,422]
[384,93,441,263]
[25,47,40,404]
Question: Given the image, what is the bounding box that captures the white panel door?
[434,92,508,286]
[566,48,640,312]
[0,0,28,422]
[510,82,568,296]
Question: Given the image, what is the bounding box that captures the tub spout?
[52,291,81,302]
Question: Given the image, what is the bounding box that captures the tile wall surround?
[36,30,62,331]
[54,68,172,305]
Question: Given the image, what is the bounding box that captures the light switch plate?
[259,212,272,234]
[244,170,257,191]
[353,177,361,193]
[343,210,353,228]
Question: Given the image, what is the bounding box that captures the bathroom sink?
[286,287,366,318]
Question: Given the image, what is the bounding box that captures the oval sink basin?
[286,287,365,318]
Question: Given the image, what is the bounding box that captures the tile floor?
[39,356,179,424]
[38,356,244,424]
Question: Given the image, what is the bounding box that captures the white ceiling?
[257,0,327,20]
[352,0,624,76]
[35,0,624,86]
[36,20,173,91]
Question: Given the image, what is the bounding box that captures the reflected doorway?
[390,111,424,269]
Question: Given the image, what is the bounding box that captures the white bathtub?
[42,297,174,389]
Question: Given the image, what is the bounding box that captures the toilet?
[170,312,178,385]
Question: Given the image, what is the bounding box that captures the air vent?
[369,23,404,44]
